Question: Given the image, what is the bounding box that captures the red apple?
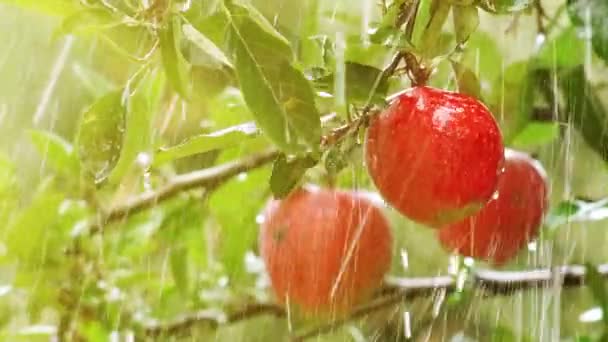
[438,149,549,265]
[365,86,504,227]
[259,186,393,316]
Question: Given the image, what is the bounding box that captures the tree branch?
[141,264,608,340]
[91,51,406,231]
[92,149,280,232]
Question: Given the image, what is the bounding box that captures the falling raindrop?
[403,311,412,339]
[579,307,603,323]
[400,249,409,270]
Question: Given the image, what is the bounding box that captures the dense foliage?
[2,0,608,340]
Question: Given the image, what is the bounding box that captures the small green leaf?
[225,2,321,153]
[568,0,608,63]
[28,130,80,178]
[453,5,479,45]
[312,62,389,105]
[270,154,317,199]
[451,60,481,99]
[489,62,536,143]
[323,147,348,177]
[76,91,126,184]
[476,0,533,13]
[6,182,64,266]
[154,122,260,166]
[53,8,118,40]
[559,66,608,161]
[585,263,608,328]
[209,166,271,279]
[108,71,159,184]
[182,23,233,69]
[511,122,559,149]
[535,27,585,69]
[160,15,192,99]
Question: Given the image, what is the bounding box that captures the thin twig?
[143,304,286,337]
[141,264,608,340]
[534,0,547,35]
[91,149,280,232]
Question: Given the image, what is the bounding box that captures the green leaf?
[559,66,608,161]
[489,62,536,143]
[269,154,317,199]
[453,5,479,45]
[535,27,585,69]
[76,91,126,184]
[209,166,271,279]
[451,60,481,99]
[546,198,608,229]
[160,15,192,99]
[28,130,80,178]
[53,8,119,40]
[225,2,321,153]
[323,147,348,177]
[585,263,608,329]
[567,0,608,63]
[182,23,233,69]
[476,0,533,13]
[108,77,156,184]
[154,122,260,166]
[461,31,503,96]
[311,62,389,105]
[511,122,559,149]
[6,182,64,266]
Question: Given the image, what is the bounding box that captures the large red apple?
[365,86,504,227]
[259,186,393,316]
[438,149,549,265]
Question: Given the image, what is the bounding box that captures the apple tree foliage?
[1,0,608,340]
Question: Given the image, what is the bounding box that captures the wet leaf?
[476,0,533,13]
[451,60,481,99]
[535,26,585,69]
[6,181,64,266]
[108,75,156,184]
[209,166,271,279]
[453,5,479,45]
[489,62,536,143]
[511,122,559,148]
[323,147,348,177]
[182,23,233,69]
[225,2,321,153]
[160,15,192,99]
[28,130,80,178]
[76,91,126,184]
[567,0,608,63]
[311,62,389,105]
[154,122,260,166]
[270,154,317,199]
[560,66,608,161]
